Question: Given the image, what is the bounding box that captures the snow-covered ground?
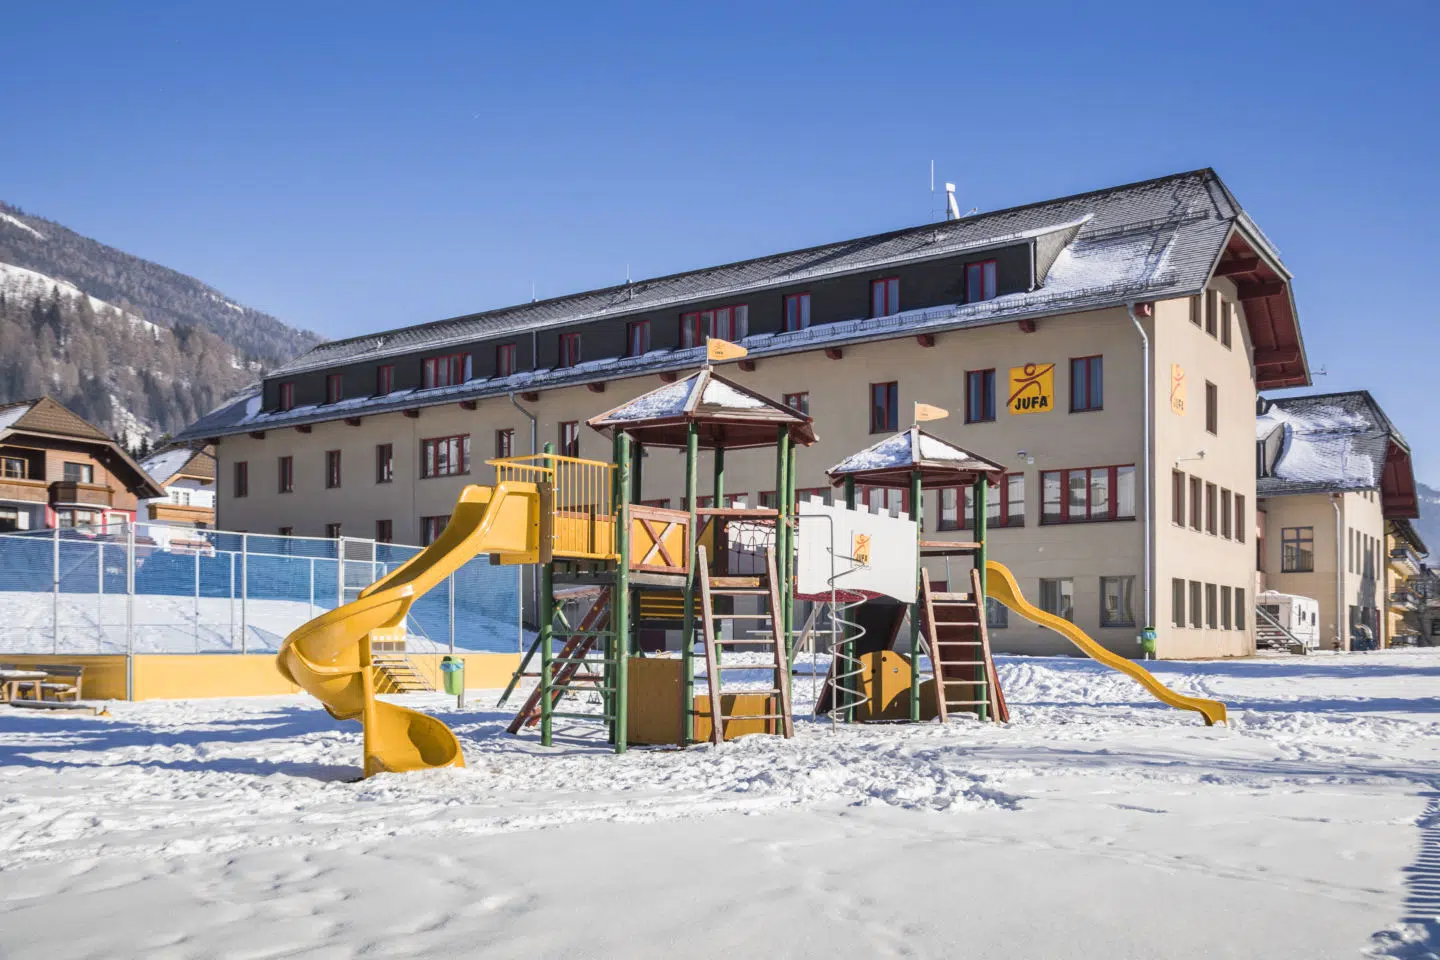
[3,650,1439,959]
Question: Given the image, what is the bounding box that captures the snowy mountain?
[0,202,321,447]
[1412,482,1440,559]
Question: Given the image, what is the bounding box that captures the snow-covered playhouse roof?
[1255,391,1417,518]
[826,426,1005,489]
[587,368,815,450]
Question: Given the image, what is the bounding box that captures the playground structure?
[277,344,1226,777]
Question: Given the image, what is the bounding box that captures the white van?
[1256,591,1321,652]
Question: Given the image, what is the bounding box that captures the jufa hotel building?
[177,169,1314,659]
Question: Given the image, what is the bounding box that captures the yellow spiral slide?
[277,482,541,776]
[985,561,1227,726]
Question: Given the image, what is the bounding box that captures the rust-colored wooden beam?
[248,431,265,440]
[403,409,420,419]
[206,437,221,446]
[344,417,362,426]
[659,371,678,383]
[738,359,756,372]
[1215,257,1260,277]
[824,347,843,360]
[915,334,936,347]
[1254,348,1302,367]
[296,424,312,433]
[587,382,606,393]
[1238,280,1286,300]
[520,391,540,403]
[459,400,477,410]
[1017,318,1037,333]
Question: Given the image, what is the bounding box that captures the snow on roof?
[0,401,34,432]
[141,447,196,483]
[602,378,694,421]
[700,377,766,410]
[830,433,914,473]
[1256,393,1394,494]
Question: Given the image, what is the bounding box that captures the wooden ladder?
[695,545,795,744]
[919,567,1009,723]
[370,654,435,694]
[506,588,612,733]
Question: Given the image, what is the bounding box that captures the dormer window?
[325,373,343,404]
[680,304,749,347]
[783,293,811,331]
[375,365,394,396]
[559,332,582,368]
[496,343,516,377]
[278,382,295,411]
[626,321,650,357]
[422,354,470,389]
[966,259,998,303]
[870,278,900,317]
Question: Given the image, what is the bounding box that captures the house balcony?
[49,480,114,508]
[1389,589,1420,611]
[0,476,49,504]
[1389,547,1422,579]
[147,501,214,526]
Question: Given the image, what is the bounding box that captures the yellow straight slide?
[985,561,1227,726]
[278,482,541,776]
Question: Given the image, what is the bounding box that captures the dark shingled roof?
[1256,391,1417,518]
[177,168,1307,442]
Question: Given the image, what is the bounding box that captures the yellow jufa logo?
[1008,363,1055,415]
[852,533,872,566]
[1170,364,1186,415]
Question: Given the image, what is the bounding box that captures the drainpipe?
[1332,494,1345,650]
[510,391,540,626]
[1127,303,1153,634]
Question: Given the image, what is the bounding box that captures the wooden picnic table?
[0,669,48,703]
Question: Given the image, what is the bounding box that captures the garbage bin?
[440,656,464,696]
[1137,627,1158,659]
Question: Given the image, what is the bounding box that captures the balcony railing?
[1389,547,1422,576]
[49,480,114,507]
[1389,590,1420,610]
[0,476,49,503]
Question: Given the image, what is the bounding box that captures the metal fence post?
[194,548,201,653]
[336,537,344,607]
[126,521,135,699]
[52,526,60,654]
[240,533,248,655]
[517,566,523,652]
[308,557,315,620]
[448,572,456,653]
[97,537,104,653]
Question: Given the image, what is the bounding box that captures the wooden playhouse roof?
[587,368,816,450]
[826,425,1005,489]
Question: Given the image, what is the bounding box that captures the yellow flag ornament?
[914,402,949,422]
[706,338,748,362]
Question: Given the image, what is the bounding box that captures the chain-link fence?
[0,521,521,655]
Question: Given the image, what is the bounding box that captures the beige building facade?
[181,170,1313,659]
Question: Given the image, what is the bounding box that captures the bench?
[21,664,84,702]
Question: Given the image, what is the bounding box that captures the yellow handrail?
[488,454,618,559]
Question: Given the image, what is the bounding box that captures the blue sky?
[3,2,1438,476]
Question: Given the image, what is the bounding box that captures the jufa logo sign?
[1008,363,1055,416]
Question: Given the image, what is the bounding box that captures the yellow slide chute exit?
[985,560,1227,726]
[277,482,542,777]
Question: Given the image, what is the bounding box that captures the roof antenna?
[945,182,961,221]
[530,281,536,303]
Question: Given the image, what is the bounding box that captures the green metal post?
[713,445,724,506]
[840,474,856,722]
[614,432,631,753]
[774,426,791,658]
[539,441,556,747]
[681,421,700,745]
[784,440,797,663]
[909,467,923,722]
[631,440,643,504]
[973,475,989,722]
